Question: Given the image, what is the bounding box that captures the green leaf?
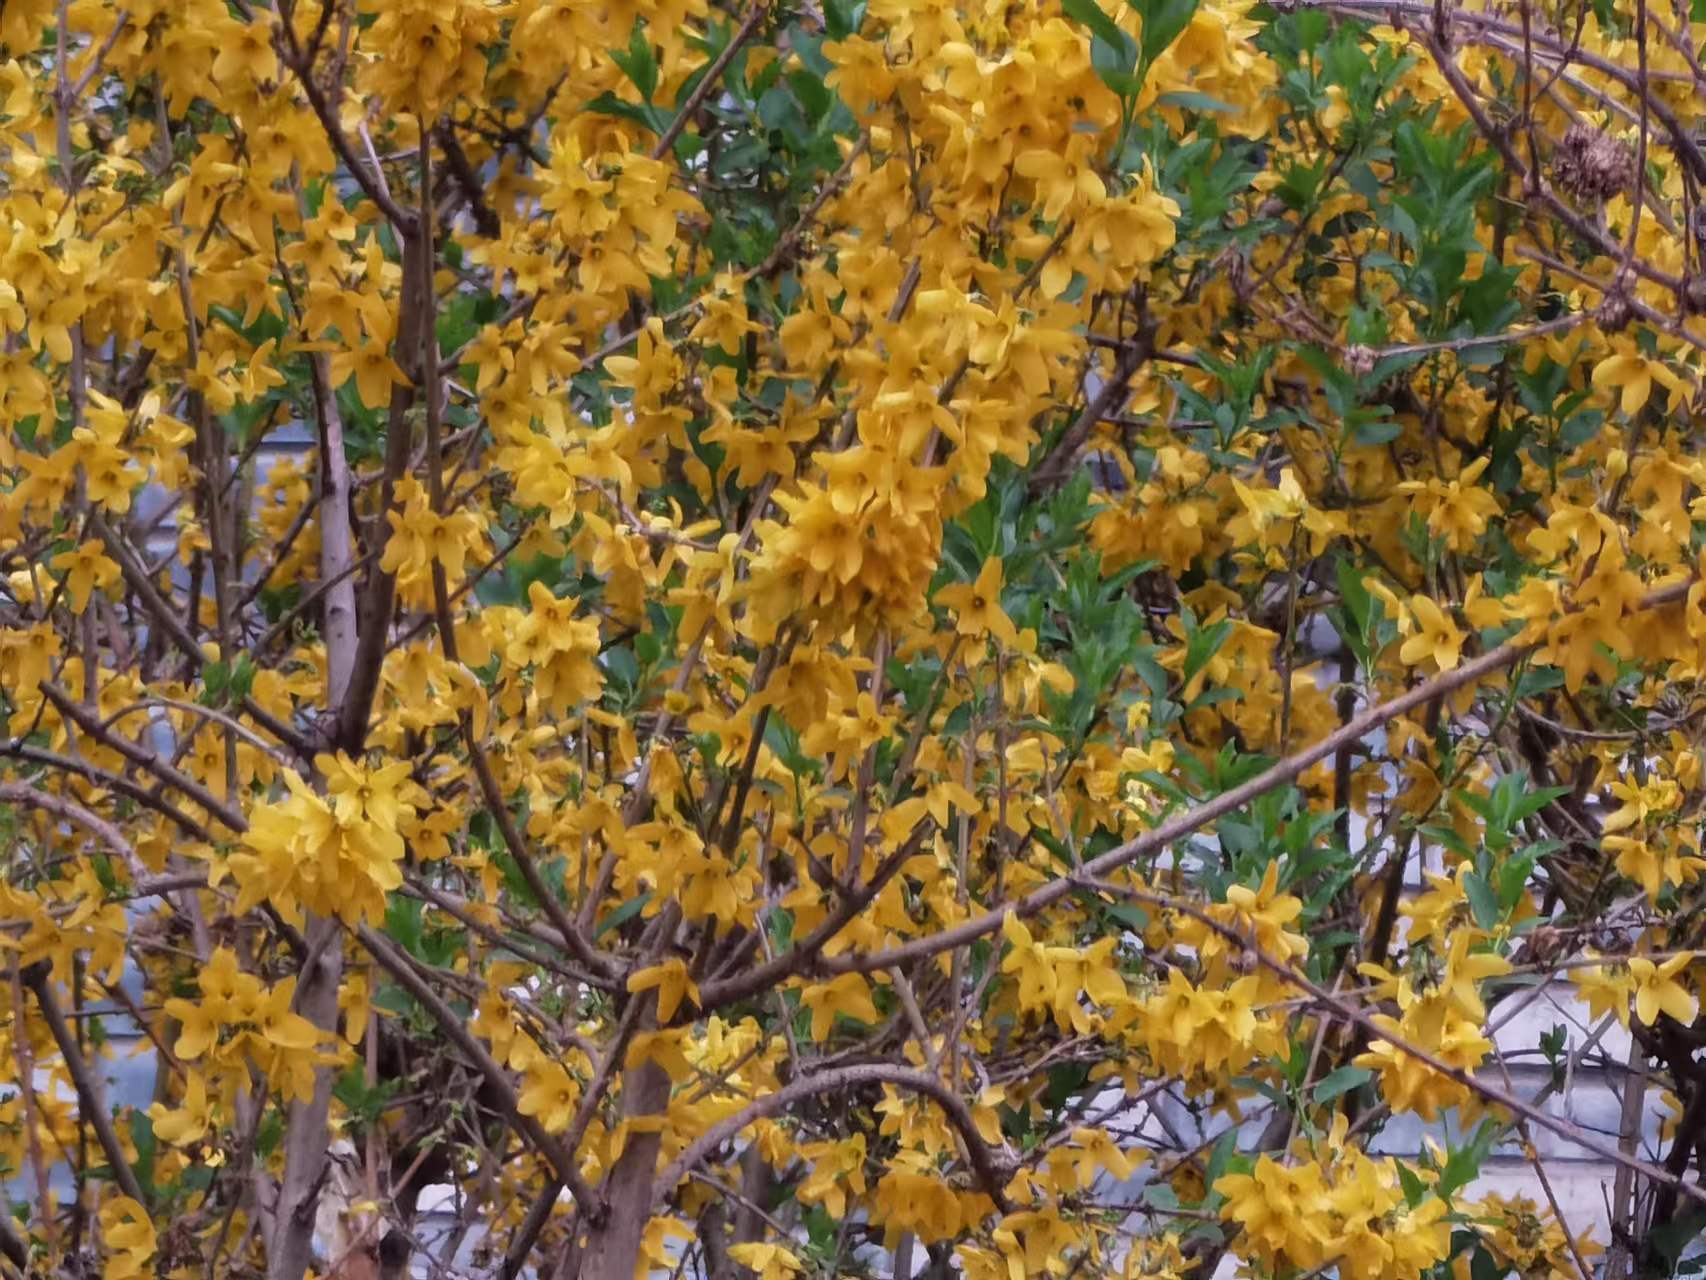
[334,1062,404,1125]
[1105,903,1149,933]
[1180,617,1232,690]
[254,1109,285,1159]
[613,23,660,101]
[1647,1208,1706,1268]
[1395,1160,1428,1207]
[1503,783,1572,826]
[199,660,230,707]
[1496,851,1539,910]
[1203,1128,1239,1199]
[129,1111,157,1199]
[1062,0,1134,63]
[384,894,425,958]
[1470,1245,1503,1280]
[1312,1064,1374,1104]
[1158,90,1238,113]
[1130,0,1199,69]
[821,0,868,37]
[1091,35,1142,96]
[596,892,652,939]
[228,652,256,701]
[1463,871,1501,930]
[1351,416,1402,447]
[1063,0,1142,96]
[584,90,662,131]
[1143,1181,1182,1210]
[1438,1120,1499,1198]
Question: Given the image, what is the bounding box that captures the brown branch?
[652,1063,1014,1214]
[694,822,934,1011]
[1094,879,1706,1210]
[402,879,612,988]
[267,915,344,1280]
[309,351,361,709]
[8,958,54,1263]
[457,729,615,978]
[0,781,145,880]
[91,512,317,760]
[807,578,1694,978]
[1027,329,1152,497]
[0,740,215,842]
[650,3,770,162]
[41,683,249,835]
[337,214,430,752]
[70,9,129,98]
[278,38,416,231]
[499,997,645,1280]
[355,925,599,1208]
[435,123,500,237]
[19,961,149,1207]
[419,165,614,980]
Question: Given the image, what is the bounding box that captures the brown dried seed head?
[1342,343,1376,378]
[1553,122,1635,203]
[1597,287,1635,332]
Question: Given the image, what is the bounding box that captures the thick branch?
[1027,329,1152,497]
[266,916,344,1280]
[337,217,430,752]
[310,352,360,708]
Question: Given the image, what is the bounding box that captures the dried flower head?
[1553,122,1635,202]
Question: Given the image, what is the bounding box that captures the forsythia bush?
[1,0,1705,1275]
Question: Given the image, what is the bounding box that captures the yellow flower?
[937,556,1018,646]
[603,318,681,406]
[1354,1010,1490,1120]
[1214,1155,1335,1269]
[1608,832,1706,902]
[799,973,881,1042]
[316,751,414,833]
[1399,596,1464,671]
[149,1071,214,1147]
[210,12,278,89]
[340,969,372,1046]
[1630,953,1696,1026]
[329,337,408,410]
[628,957,701,1023]
[100,1196,157,1280]
[796,1134,868,1216]
[1570,951,1634,1029]
[1602,776,1679,834]
[1437,929,1512,1025]
[517,1060,579,1134]
[728,1242,804,1280]
[511,581,605,715]
[1591,345,1689,417]
[1218,859,1308,964]
[1015,143,1106,221]
[50,539,121,612]
[256,977,323,1051]
[164,993,225,1061]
